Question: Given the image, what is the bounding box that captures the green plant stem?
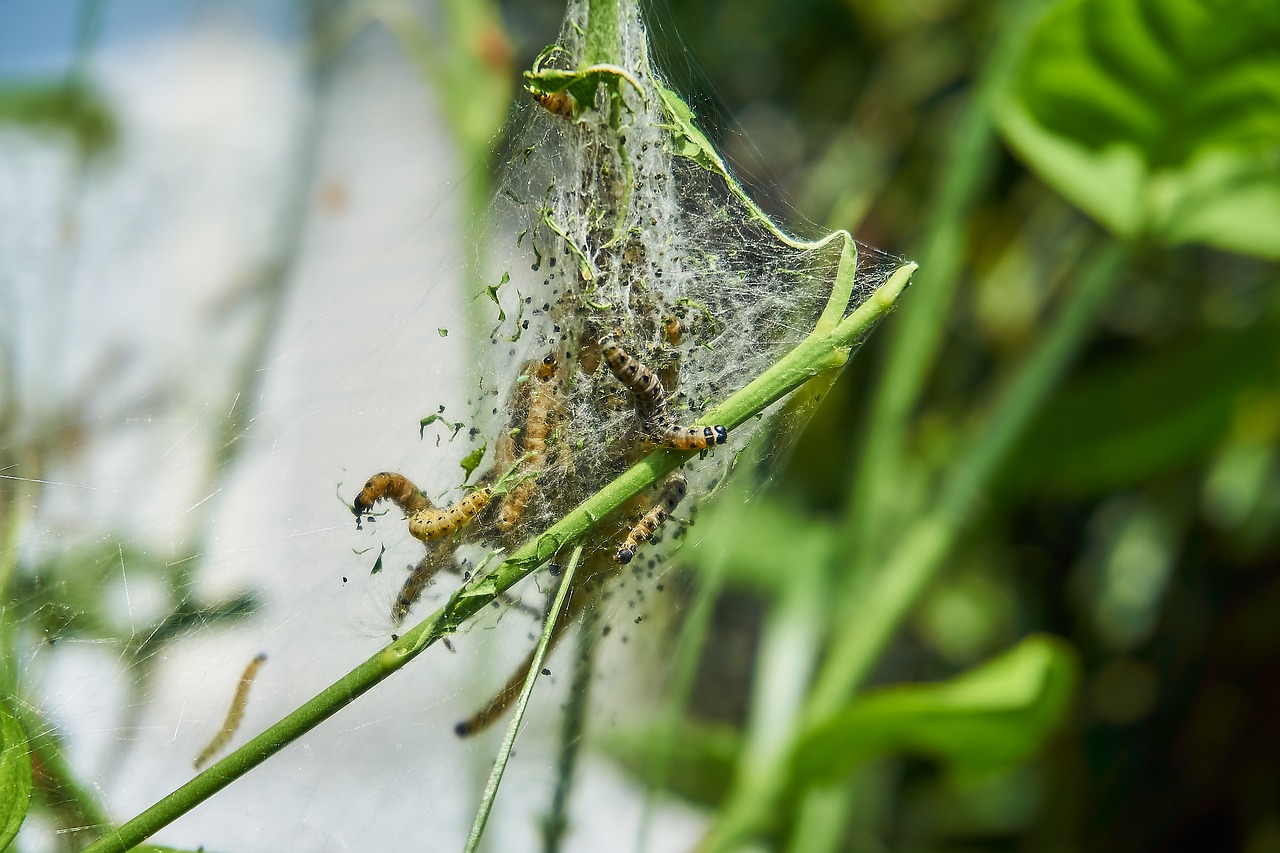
[542,601,598,853]
[702,567,824,853]
[466,544,584,853]
[583,0,621,67]
[784,784,849,853]
[75,261,913,853]
[700,242,1125,853]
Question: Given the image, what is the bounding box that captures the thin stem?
[698,566,825,853]
[466,544,585,853]
[75,262,914,853]
[542,601,598,853]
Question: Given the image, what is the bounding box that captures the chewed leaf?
[995,0,1280,257]
[790,635,1077,787]
[0,699,33,850]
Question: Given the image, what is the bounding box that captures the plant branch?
[76,258,914,853]
[584,0,621,67]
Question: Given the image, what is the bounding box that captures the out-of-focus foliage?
[0,699,33,850]
[1001,317,1280,497]
[615,0,1280,849]
[2,0,1277,849]
[10,541,260,660]
[0,81,117,161]
[790,635,1077,785]
[997,0,1280,256]
[360,0,513,165]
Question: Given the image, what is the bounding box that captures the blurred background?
[2,0,1278,852]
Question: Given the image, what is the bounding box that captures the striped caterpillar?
[616,471,687,564]
[598,334,727,451]
[496,354,560,532]
[353,472,492,542]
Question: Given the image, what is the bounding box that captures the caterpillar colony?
[349,0,901,736]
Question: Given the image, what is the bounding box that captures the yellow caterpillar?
[407,488,493,542]
[530,88,574,117]
[354,472,491,542]
[353,472,432,520]
[194,652,268,770]
[497,355,559,532]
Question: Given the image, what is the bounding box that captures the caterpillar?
[577,333,602,376]
[598,334,728,451]
[531,88,574,117]
[662,314,682,346]
[497,355,560,532]
[354,472,491,543]
[407,488,493,542]
[194,652,268,770]
[353,472,433,524]
[616,471,687,564]
[391,548,456,627]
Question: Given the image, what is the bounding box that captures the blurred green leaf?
[995,0,1280,257]
[600,720,740,807]
[11,542,178,642]
[0,80,117,160]
[9,540,260,660]
[790,635,1077,786]
[125,591,261,662]
[685,496,835,593]
[1000,320,1278,496]
[0,698,33,849]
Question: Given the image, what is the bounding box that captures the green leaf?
[0,698,33,849]
[460,441,487,482]
[369,543,388,576]
[791,635,1077,787]
[995,0,1280,258]
[419,411,465,441]
[685,496,835,593]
